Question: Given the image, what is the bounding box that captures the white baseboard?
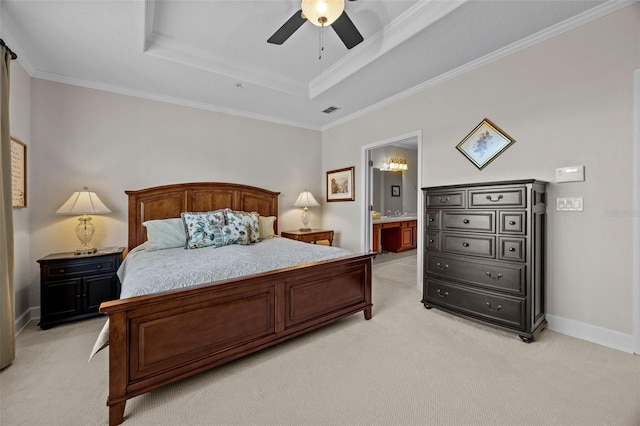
[547,314,637,355]
[14,307,40,336]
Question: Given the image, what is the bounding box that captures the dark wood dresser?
[37,247,124,329]
[422,180,547,342]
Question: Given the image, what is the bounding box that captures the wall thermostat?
[556,165,585,183]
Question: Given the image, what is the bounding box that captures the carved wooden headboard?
[126,182,280,250]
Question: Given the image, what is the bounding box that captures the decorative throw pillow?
[258,216,277,240]
[181,210,226,249]
[221,224,250,246]
[143,218,187,251]
[224,209,260,243]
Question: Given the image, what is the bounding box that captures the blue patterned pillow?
[225,209,260,243]
[181,210,225,249]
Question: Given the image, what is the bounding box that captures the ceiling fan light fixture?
[301,0,344,27]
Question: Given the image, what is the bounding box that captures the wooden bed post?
[107,311,128,426]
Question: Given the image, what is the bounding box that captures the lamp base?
[299,227,312,232]
[75,247,97,256]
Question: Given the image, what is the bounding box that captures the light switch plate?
[556,165,585,183]
[556,197,583,211]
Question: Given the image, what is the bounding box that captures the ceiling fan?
[267,0,364,50]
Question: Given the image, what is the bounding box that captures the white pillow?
[143,218,186,251]
[258,216,277,240]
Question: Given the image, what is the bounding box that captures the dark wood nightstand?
[37,247,125,329]
[281,229,334,246]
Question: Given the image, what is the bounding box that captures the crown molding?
[309,0,468,99]
[323,0,639,131]
[30,69,319,131]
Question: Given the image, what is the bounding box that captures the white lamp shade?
[293,191,320,208]
[301,0,344,26]
[56,188,111,215]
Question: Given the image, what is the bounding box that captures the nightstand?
[281,229,334,246]
[37,247,125,329]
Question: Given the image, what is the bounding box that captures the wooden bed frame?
[99,182,375,425]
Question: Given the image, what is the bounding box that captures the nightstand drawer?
[43,257,117,280]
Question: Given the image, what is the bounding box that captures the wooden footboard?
[100,253,374,425]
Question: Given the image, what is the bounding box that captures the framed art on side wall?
[326,167,355,202]
[11,137,27,208]
[456,118,515,170]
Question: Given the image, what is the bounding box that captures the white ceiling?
[1,0,630,130]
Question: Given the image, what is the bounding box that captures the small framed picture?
[11,137,27,208]
[456,118,515,170]
[326,166,355,202]
[391,185,400,197]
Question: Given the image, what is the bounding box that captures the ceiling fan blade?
[331,11,363,49]
[267,10,306,45]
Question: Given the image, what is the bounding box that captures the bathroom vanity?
[372,216,417,253]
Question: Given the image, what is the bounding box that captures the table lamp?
[56,187,111,255]
[293,190,320,232]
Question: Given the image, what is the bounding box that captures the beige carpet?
[1,256,639,426]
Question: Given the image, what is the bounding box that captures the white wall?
[22,80,322,322]
[8,60,31,332]
[322,5,640,352]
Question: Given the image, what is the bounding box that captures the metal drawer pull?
[58,269,65,273]
[429,217,434,222]
[436,262,448,270]
[485,302,502,312]
[508,247,516,252]
[485,272,503,280]
[438,197,450,203]
[509,220,516,225]
[463,219,470,224]
[486,194,504,202]
[96,264,102,269]
[437,289,449,298]
[462,242,470,247]
[429,239,435,243]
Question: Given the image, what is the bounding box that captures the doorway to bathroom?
[362,131,422,291]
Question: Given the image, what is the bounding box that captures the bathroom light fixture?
[293,190,321,232]
[56,187,111,255]
[387,158,408,171]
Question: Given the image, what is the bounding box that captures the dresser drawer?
[442,233,495,258]
[443,211,495,233]
[469,187,526,208]
[426,254,525,294]
[499,237,526,262]
[499,211,526,234]
[426,211,440,229]
[43,257,117,280]
[425,231,440,250]
[426,191,465,208]
[425,279,525,330]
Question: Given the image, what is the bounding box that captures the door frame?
[361,130,423,291]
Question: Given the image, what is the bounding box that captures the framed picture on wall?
[11,137,27,208]
[391,185,400,197]
[326,166,355,202]
[456,118,515,170]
